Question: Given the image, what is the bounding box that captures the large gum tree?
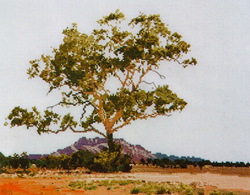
[6,10,197,151]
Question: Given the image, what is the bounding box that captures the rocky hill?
[29,137,156,162]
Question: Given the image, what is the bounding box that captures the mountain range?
[29,137,204,162]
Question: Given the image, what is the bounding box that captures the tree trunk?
[107,133,115,152]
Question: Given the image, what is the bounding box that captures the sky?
[0,0,249,163]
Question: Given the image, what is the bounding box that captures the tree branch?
[42,124,106,138]
[150,69,166,79]
[70,125,106,138]
[80,101,99,120]
[142,81,157,88]
[112,117,134,132]
[120,64,133,89]
[113,71,123,86]
[46,102,78,109]
[112,111,171,133]
[135,65,152,89]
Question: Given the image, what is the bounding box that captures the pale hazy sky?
[0,0,249,162]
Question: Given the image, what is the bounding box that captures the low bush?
[155,186,168,194]
[210,190,222,195]
[68,180,86,189]
[197,189,205,195]
[130,187,141,194]
[84,185,97,190]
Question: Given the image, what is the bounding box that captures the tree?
[0,152,6,169]
[6,10,197,150]
[19,152,30,171]
[140,158,146,165]
[153,158,160,167]
[94,143,122,172]
[70,149,95,169]
[9,153,20,169]
[146,158,153,166]
[174,159,187,168]
[92,142,132,173]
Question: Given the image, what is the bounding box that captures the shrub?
[92,142,132,173]
[98,180,110,187]
[29,172,36,177]
[197,189,205,195]
[130,187,141,194]
[223,192,238,195]
[210,190,222,195]
[155,186,168,194]
[84,185,97,190]
[68,180,86,189]
[94,150,120,172]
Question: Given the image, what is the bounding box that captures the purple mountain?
[29,137,156,162]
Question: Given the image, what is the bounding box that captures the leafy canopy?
[6,10,197,138]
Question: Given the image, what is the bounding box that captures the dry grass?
[131,165,250,177]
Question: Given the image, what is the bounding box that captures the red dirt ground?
[0,167,250,195]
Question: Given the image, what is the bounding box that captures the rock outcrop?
[30,137,156,162]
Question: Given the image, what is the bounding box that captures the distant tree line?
[1,149,249,174]
[35,142,132,173]
[140,157,250,169]
[153,153,203,162]
[0,143,132,173]
[0,152,30,171]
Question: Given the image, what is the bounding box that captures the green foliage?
[94,149,119,172]
[174,183,195,195]
[130,187,141,194]
[210,190,222,195]
[126,181,196,195]
[0,152,30,170]
[0,152,6,169]
[28,142,131,173]
[6,10,196,144]
[209,191,239,195]
[69,180,98,191]
[197,189,205,195]
[174,159,188,168]
[9,153,20,169]
[19,152,30,170]
[146,158,153,165]
[69,180,86,189]
[140,158,146,165]
[38,154,72,170]
[182,187,195,195]
[36,159,46,168]
[98,180,111,187]
[92,142,132,173]
[84,185,97,190]
[70,149,95,169]
[155,186,169,194]
[67,179,229,195]
[223,192,239,195]
[6,152,29,170]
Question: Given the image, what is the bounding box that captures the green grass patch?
[67,179,239,195]
[68,180,86,189]
[84,185,97,190]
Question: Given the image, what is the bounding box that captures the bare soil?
[0,166,249,195]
